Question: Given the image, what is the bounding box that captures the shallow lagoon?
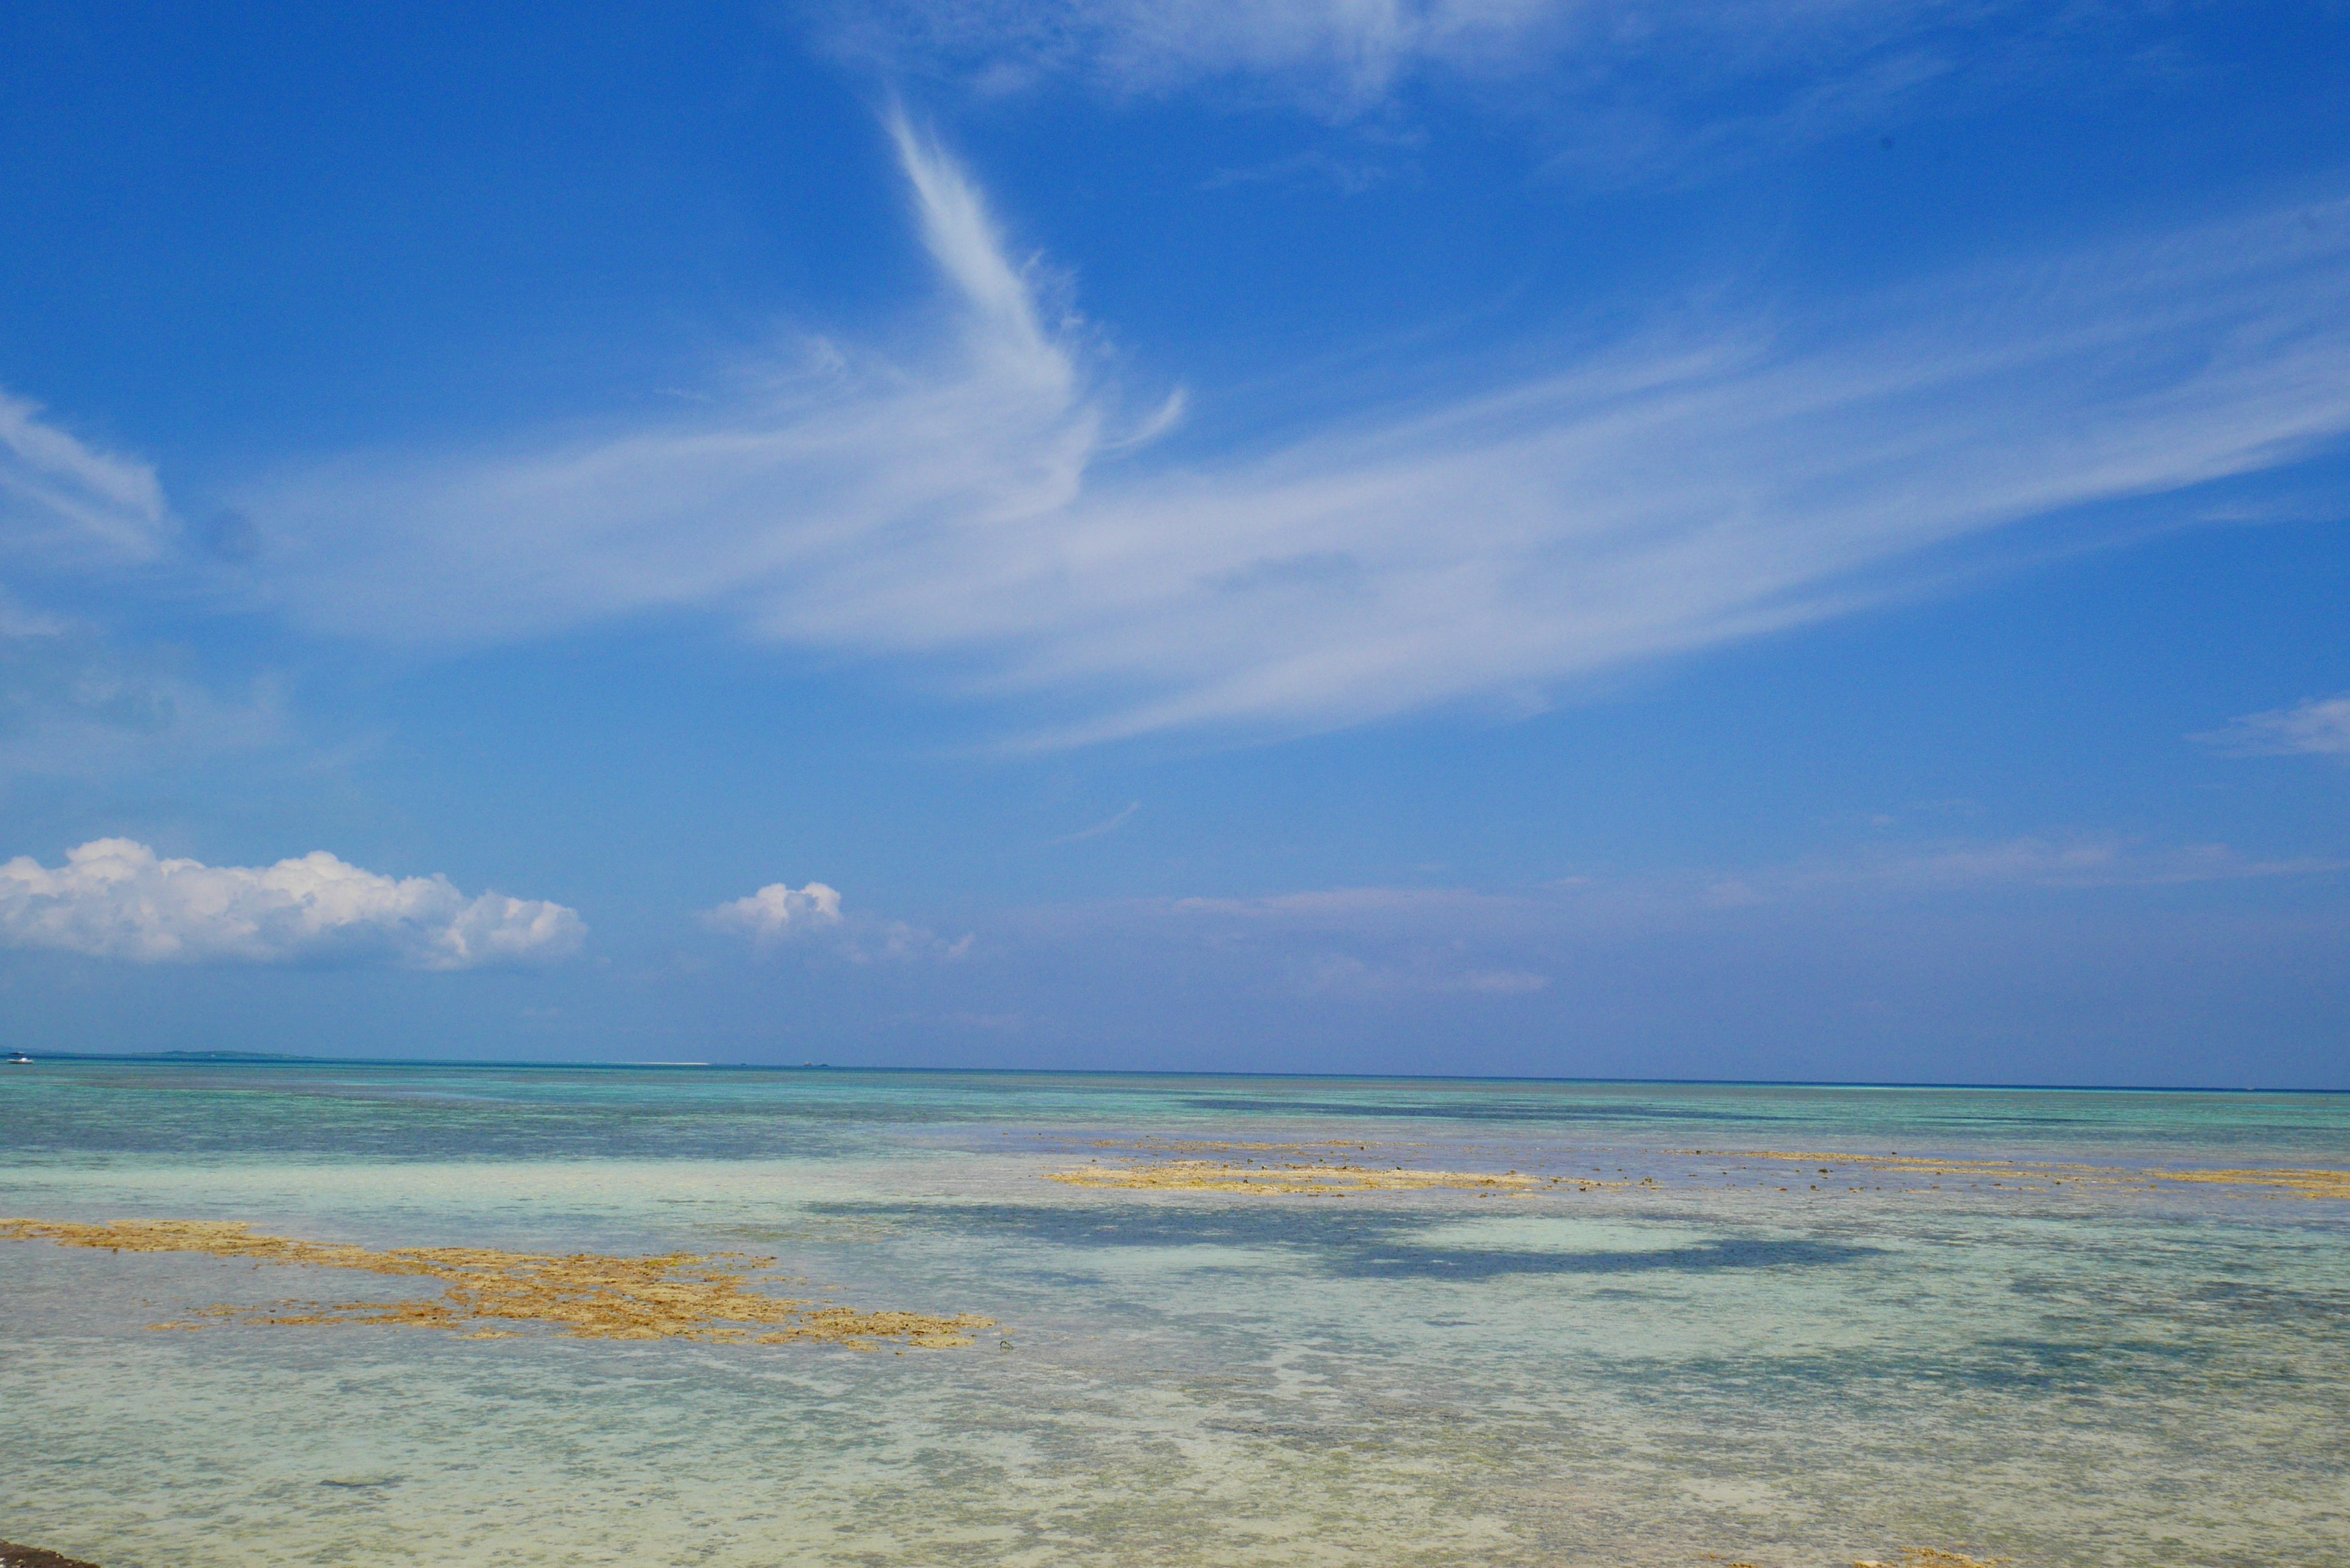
[3,1064,2345,1566]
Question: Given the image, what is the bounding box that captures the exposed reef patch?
[1043,1140,2350,1205]
[1,1542,106,1568]
[0,1219,990,1348]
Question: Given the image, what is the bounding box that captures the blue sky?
[3,1,2348,1084]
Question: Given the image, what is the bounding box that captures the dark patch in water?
[1173,1095,1755,1124]
[813,1201,1876,1279]
[1322,1238,1878,1280]
[1966,1335,2207,1390]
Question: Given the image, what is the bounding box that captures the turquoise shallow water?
[2,1063,2346,1567]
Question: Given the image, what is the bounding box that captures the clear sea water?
[2,1062,2345,1567]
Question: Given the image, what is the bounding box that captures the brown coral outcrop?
[0,1219,989,1349]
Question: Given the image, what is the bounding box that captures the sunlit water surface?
[2,1064,2345,1567]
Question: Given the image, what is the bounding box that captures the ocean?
[2,1061,2344,1567]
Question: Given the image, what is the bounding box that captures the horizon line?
[9,1051,2341,1095]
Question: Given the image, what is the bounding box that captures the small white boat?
[4,1051,31,1064]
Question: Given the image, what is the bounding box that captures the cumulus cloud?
[0,389,174,573]
[0,839,584,969]
[2193,694,2350,758]
[703,879,968,961]
[247,129,2350,747]
[703,881,847,943]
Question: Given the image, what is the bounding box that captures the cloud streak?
[246,130,2350,747]
[825,0,2160,178]
[0,839,584,969]
[0,616,285,783]
[1049,801,1140,843]
[0,389,174,574]
[251,114,1110,652]
[1168,835,2347,931]
[2195,693,2350,758]
[1130,833,2348,999]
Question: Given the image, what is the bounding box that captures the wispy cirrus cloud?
[0,838,584,969]
[2194,693,2350,758]
[240,125,2350,748]
[829,0,1972,102]
[967,830,2350,1077]
[248,114,1122,653]
[822,0,2170,178]
[1718,837,2348,898]
[0,395,275,785]
[1140,834,2344,998]
[829,0,1587,106]
[0,614,286,785]
[1300,952,1551,998]
[1049,801,1140,843]
[0,388,174,574]
[1169,835,2346,931]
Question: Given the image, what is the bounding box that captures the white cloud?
[825,0,2135,171]
[249,114,1116,652]
[248,131,2350,747]
[703,881,848,943]
[0,389,174,572]
[2194,694,2350,758]
[0,839,584,969]
[832,0,1549,107]
[703,879,969,961]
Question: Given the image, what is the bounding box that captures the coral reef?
[1,1543,103,1568]
[0,1219,989,1348]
